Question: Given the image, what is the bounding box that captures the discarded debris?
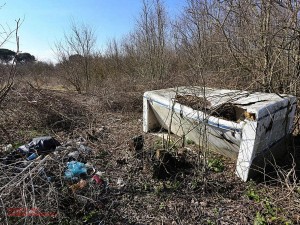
[175,94,211,111]
[3,136,60,164]
[69,179,88,193]
[85,162,96,175]
[0,134,111,224]
[175,99,246,122]
[144,86,297,181]
[68,151,80,160]
[64,161,87,180]
[26,136,61,154]
[92,174,104,185]
[26,152,38,160]
[4,144,13,152]
[78,144,92,154]
[211,103,241,121]
[243,111,256,121]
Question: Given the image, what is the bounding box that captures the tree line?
[2,0,298,96]
[0,48,35,64]
[51,0,300,96]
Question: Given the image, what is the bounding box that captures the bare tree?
[55,22,96,93]
[173,0,300,94]
[0,18,20,105]
[105,38,123,76]
[121,0,171,80]
[173,0,211,77]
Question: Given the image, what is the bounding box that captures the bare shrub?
[119,0,172,80]
[174,0,300,94]
[54,22,97,93]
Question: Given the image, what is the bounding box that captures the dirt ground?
[0,85,299,225]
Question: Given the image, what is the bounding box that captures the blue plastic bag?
[64,161,87,179]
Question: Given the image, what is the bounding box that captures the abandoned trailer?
[143,86,297,181]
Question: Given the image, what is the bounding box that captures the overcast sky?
[0,0,185,63]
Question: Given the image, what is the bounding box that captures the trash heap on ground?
[0,136,108,220]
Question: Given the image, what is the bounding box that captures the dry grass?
[0,77,299,224]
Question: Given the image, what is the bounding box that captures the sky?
[0,0,186,63]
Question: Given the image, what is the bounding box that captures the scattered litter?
[85,162,96,175]
[65,161,87,180]
[3,136,60,164]
[92,174,104,185]
[0,134,111,223]
[85,162,94,169]
[25,136,61,154]
[27,152,38,160]
[17,145,30,155]
[78,144,92,154]
[69,179,88,193]
[95,171,105,176]
[68,151,79,159]
[4,144,13,152]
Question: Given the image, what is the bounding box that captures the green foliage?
[191,179,201,190]
[83,210,99,223]
[247,188,292,225]
[0,49,36,64]
[154,138,176,151]
[262,199,292,224]
[159,202,166,210]
[154,181,164,195]
[207,158,224,172]
[154,138,174,149]
[0,48,15,63]
[296,187,300,195]
[254,212,267,225]
[165,180,181,190]
[206,219,216,225]
[11,141,23,150]
[246,188,260,202]
[186,139,195,145]
[16,52,35,63]
[153,180,181,195]
[264,198,276,217]
[143,182,151,191]
[254,209,292,225]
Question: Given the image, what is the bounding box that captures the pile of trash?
[1,136,107,193]
[0,136,108,222]
[3,136,61,163]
